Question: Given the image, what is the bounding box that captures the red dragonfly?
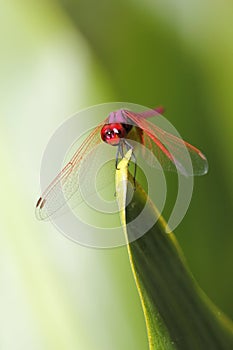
[36,107,208,220]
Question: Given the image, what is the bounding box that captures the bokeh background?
[1,1,233,349]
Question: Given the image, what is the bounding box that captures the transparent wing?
[124,110,208,176]
[35,122,106,220]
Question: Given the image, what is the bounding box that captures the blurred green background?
[1,1,233,349]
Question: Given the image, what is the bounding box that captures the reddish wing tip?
[154,106,165,114]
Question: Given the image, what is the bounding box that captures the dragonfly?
[36,106,208,220]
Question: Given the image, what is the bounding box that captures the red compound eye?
[101,123,127,145]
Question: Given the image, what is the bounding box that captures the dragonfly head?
[101,123,130,145]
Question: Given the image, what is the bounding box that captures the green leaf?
[125,178,233,350]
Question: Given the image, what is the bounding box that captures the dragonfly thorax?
[101,123,132,145]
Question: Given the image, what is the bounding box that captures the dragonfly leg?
[120,141,125,157]
[131,151,137,190]
[115,145,120,170]
[124,139,134,154]
[115,141,124,169]
[124,140,137,189]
